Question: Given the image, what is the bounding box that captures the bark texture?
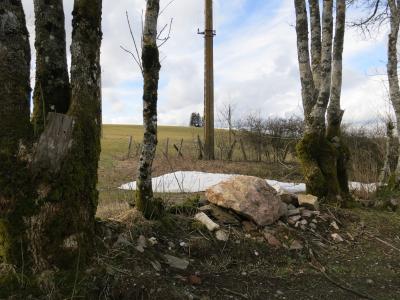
[32,0,70,136]
[294,0,351,204]
[387,0,400,181]
[327,0,350,198]
[28,0,103,270]
[0,0,32,266]
[136,0,163,219]
[379,121,399,185]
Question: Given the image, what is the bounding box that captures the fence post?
[240,139,247,161]
[127,136,133,159]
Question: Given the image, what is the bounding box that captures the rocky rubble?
[194,175,348,247]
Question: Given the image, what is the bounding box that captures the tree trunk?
[295,0,347,204]
[136,0,163,219]
[32,0,70,136]
[326,0,351,202]
[0,0,32,267]
[28,0,103,271]
[379,120,399,185]
[387,1,400,182]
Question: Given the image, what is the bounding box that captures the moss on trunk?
[135,0,164,220]
[0,1,33,266]
[297,132,342,204]
[32,0,70,136]
[27,0,103,271]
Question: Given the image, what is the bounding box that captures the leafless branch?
[157,18,173,48]
[159,0,176,16]
[120,45,142,72]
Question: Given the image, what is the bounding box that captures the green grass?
[100,125,204,168]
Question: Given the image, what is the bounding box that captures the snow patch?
[119,171,377,193]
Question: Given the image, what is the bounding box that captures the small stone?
[309,223,317,229]
[264,232,282,247]
[288,215,302,224]
[300,224,306,230]
[135,235,147,252]
[311,218,318,224]
[215,230,229,241]
[290,240,303,250]
[194,212,220,231]
[298,194,319,210]
[300,219,308,225]
[366,279,374,285]
[287,204,297,210]
[331,233,344,243]
[330,221,339,230]
[301,209,313,218]
[288,208,301,216]
[180,241,188,247]
[389,198,398,210]
[148,237,158,245]
[164,255,189,270]
[254,250,259,256]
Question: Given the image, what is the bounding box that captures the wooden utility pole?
[199,0,215,160]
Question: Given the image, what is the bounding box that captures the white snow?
[119,170,377,194]
[119,171,236,193]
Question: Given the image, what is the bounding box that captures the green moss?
[167,195,200,215]
[135,183,164,220]
[296,132,341,204]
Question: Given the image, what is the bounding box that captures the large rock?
[205,176,287,226]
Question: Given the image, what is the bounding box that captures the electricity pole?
[198,0,215,160]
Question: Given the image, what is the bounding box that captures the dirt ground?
[22,203,399,300]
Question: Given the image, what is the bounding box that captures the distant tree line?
[189,112,204,127]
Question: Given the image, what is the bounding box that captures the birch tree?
[294,0,352,205]
[135,0,164,219]
[0,0,102,273]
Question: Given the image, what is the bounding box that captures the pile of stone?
[193,175,345,245]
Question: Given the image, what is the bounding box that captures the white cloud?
[21,0,391,127]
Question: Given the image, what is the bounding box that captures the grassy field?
[97,124,302,217]
[101,125,203,167]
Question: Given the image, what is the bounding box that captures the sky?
[21,0,392,127]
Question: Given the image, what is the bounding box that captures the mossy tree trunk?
[136,0,163,219]
[32,0,70,136]
[28,0,103,271]
[0,0,33,266]
[327,0,351,201]
[0,0,102,273]
[294,0,350,205]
